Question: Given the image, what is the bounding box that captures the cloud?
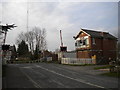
[0,3,2,21]
[1,0,119,2]
[1,2,118,51]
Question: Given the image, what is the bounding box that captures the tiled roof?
[75,28,117,40]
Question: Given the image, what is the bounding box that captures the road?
[2,63,119,89]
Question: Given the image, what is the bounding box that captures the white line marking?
[51,79,66,87]
[21,66,31,69]
[35,65,105,89]
[20,68,41,88]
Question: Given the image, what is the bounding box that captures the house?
[73,28,117,64]
[42,50,58,61]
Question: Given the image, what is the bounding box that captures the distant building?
[9,45,17,60]
[74,28,117,64]
[42,50,58,61]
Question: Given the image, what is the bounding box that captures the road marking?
[51,79,66,87]
[35,65,106,89]
[21,66,31,69]
[30,68,67,88]
[20,68,41,88]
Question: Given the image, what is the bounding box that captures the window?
[83,40,86,45]
[75,36,89,47]
[86,38,89,45]
[92,38,96,45]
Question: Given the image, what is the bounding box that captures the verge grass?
[101,72,120,78]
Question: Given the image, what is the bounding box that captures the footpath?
[2,65,35,88]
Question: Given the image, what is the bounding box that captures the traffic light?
[2,45,10,51]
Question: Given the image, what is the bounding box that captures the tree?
[33,27,47,51]
[16,32,26,44]
[16,27,47,57]
[34,45,39,60]
[25,31,35,54]
[118,42,120,59]
[17,40,29,57]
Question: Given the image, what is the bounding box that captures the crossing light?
[2,45,10,51]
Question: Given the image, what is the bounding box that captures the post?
[0,34,2,90]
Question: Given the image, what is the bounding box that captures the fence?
[61,58,95,65]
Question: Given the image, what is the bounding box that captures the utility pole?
[27,0,29,32]
[3,30,7,44]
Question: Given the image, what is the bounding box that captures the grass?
[101,72,120,78]
[94,65,111,70]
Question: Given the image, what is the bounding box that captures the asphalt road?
[2,63,119,89]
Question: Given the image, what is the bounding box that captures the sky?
[0,0,119,51]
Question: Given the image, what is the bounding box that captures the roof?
[74,28,117,40]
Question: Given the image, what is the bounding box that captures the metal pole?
[27,0,29,32]
[3,30,7,44]
[60,30,63,47]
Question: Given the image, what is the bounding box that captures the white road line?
[30,68,67,87]
[20,68,41,88]
[51,79,66,87]
[35,65,105,89]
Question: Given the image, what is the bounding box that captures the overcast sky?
[0,0,118,51]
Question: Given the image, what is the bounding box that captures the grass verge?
[62,64,95,66]
[94,65,111,70]
[101,72,120,78]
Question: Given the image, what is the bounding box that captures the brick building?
[74,29,117,64]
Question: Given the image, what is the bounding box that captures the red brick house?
[74,29,117,64]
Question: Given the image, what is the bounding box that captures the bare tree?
[25,31,35,53]
[16,27,47,54]
[16,32,26,44]
[33,27,47,52]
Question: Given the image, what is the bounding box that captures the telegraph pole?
[27,0,29,32]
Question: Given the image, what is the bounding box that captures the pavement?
[2,65,35,88]
[0,71,1,90]
[2,63,120,89]
[0,78,1,90]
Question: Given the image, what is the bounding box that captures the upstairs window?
[75,36,89,47]
[92,38,96,45]
[83,40,86,45]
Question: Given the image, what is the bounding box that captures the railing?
[61,58,94,65]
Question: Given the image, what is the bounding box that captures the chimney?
[100,32,109,37]
[100,32,104,37]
